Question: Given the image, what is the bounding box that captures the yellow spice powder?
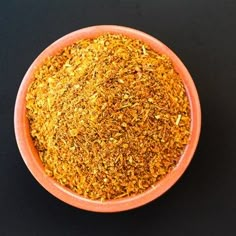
[26,34,191,200]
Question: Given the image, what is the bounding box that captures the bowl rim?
[14,25,201,212]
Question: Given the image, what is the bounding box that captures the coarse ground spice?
[26,34,191,201]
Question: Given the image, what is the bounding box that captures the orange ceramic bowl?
[14,25,201,212]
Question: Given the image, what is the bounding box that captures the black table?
[1,0,235,235]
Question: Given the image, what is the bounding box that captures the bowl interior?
[14,25,201,212]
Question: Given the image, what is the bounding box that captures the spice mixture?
[26,34,191,200]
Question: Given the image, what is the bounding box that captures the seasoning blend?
[26,34,191,201]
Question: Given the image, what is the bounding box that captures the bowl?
[14,25,201,212]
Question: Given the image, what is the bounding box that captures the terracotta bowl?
[14,25,201,212]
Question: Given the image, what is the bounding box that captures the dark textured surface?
[1,0,236,235]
